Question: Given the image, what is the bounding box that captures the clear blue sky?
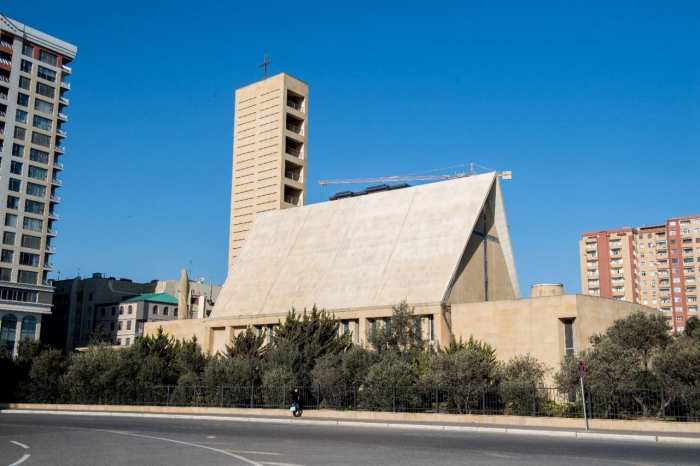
[5,1,699,294]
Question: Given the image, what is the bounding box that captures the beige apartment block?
[580,215,700,332]
[228,73,308,270]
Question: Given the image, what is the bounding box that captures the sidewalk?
[2,405,700,445]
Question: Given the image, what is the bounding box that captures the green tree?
[90,324,110,345]
[362,351,418,410]
[684,316,700,341]
[654,336,700,388]
[367,300,425,357]
[61,344,121,403]
[28,348,68,402]
[225,326,267,359]
[497,354,550,416]
[175,336,207,385]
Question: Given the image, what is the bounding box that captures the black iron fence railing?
[10,385,700,422]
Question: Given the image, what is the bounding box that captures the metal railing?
[0,92,7,100]
[46,246,56,253]
[285,195,300,205]
[62,64,72,74]
[287,100,303,112]
[44,262,54,270]
[55,145,65,153]
[13,385,700,422]
[0,75,9,83]
[0,40,12,50]
[47,228,58,236]
[50,194,61,202]
[285,171,301,181]
[59,96,69,105]
[53,161,64,170]
[57,129,67,137]
[60,81,71,89]
[0,57,11,66]
[285,147,302,158]
[48,211,59,220]
[58,112,68,121]
[286,123,302,134]
[52,178,62,186]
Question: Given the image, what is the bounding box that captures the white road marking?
[9,441,29,449]
[260,463,307,466]
[8,453,31,466]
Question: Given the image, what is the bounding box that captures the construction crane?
[318,163,512,186]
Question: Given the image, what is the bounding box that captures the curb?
[2,409,699,445]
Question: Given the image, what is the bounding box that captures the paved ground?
[0,413,698,465]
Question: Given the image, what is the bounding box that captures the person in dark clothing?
[291,388,302,417]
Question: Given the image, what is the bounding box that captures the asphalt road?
[0,413,698,466]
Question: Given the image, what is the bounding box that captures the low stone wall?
[4,403,699,434]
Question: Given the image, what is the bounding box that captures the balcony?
[60,80,70,90]
[0,40,12,51]
[59,96,69,106]
[53,161,64,170]
[285,146,302,158]
[287,100,303,112]
[285,171,301,182]
[50,194,61,203]
[52,177,62,186]
[0,75,8,83]
[57,112,68,122]
[0,57,10,67]
[286,123,302,135]
[55,145,65,153]
[0,92,7,101]
[0,110,5,118]
[47,228,58,236]
[284,195,300,206]
[48,211,59,220]
[44,262,54,271]
[45,246,56,254]
[61,64,72,74]
[57,128,67,137]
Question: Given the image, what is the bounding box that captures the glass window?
[19,76,31,90]
[1,250,14,263]
[19,253,40,267]
[125,338,130,346]
[21,235,41,250]
[37,66,56,82]
[35,82,55,99]
[163,307,169,316]
[119,306,124,315]
[152,305,158,315]
[28,166,47,181]
[17,271,37,284]
[24,200,45,215]
[20,60,32,73]
[32,115,52,131]
[563,318,574,356]
[20,316,37,342]
[127,321,131,330]
[110,322,115,331]
[17,93,29,107]
[0,314,18,352]
[34,99,54,115]
[31,132,51,148]
[10,161,22,175]
[12,144,24,157]
[0,268,11,282]
[38,50,58,66]
[2,232,15,246]
[23,217,42,233]
[174,308,178,317]
[118,321,122,330]
[128,305,133,314]
[111,307,116,316]
[15,109,28,124]
[22,43,34,56]
[8,179,21,192]
[14,127,26,141]
[30,149,49,164]
[5,214,17,228]
[6,196,19,210]
[26,181,47,197]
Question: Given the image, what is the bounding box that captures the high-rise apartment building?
[580,215,700,332]
[228,73,308,269]
[0,15,76,355]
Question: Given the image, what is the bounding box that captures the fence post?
[435,387,439,414]
[283,384,286,409]
[353,385,357,411]
[587,386,593,421]
[482,387,486,414]
[532,385,536,417]
[661,388,666,421]
[393,385,396,413]
[220,385,224,408]
[250,385,254,409]
[166,385,171,407]
[317,385,321,410]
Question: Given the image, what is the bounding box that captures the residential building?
[228,73,308,270]
[580,215,700,331]
[95,293,178,346]
[43,273,222,352]
[0,14,76,356]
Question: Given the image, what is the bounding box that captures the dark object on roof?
[329,183,411,201]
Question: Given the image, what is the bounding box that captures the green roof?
[123,292,178,305]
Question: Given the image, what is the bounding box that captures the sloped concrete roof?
[213,172,516,318]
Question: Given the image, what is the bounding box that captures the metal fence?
[14,385,700,422]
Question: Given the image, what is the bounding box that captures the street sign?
[578,359,586,378]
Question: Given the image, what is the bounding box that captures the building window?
[6,196,19,210]
[5,214,17,228]
[563,318,574,356]
[24,200,45,215]
[37,65,56,82]
[17,271,37,285]
[0,269,10,282]
[676,316,684,322]
[32,115,52,132]
[35,82,55,99]
[17,93,29,107]
[110,322,115,331]
[38,50,58,66]
[20,59,32,73]
[1,250,14,264]
[117,338,121,346]
[20,316,37,342]
[118,321,122,330]
[2,232,15,246]
[152,305,158,315]
[27,149,49,166]
[31,132,51,148]
[128,305,133,315]
[8,179,21,192]
[26,182,46,198]
[14,126,26,141]
[111,307,116,316]
[21,235,41,250]
[119,306,124,315]
[174,308,178,317]
[34,99,54,115]
[1,314,18,352]
[163,306,169,316]
[21,43,34,56]
[125,338,130,346]
[0,289,34,303]
[28,166,48,181]
[126,321,131,330]
[11,161,22,176]
[19,76,31,90]
[23,217,43,233]
[19,253,40,267]
[12,144,25,157]
[15,110,28,124]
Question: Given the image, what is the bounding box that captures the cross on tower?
[259,53,273,79]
